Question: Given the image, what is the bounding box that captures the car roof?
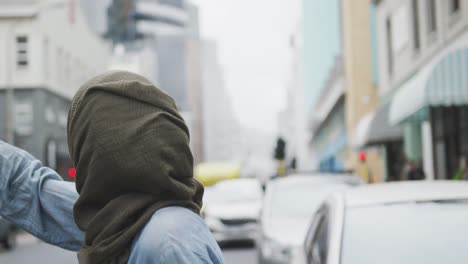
[212,178,261,188]
[269,174,363,187]
[341,181,468,208]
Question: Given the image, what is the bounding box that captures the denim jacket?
[0,140,223,264]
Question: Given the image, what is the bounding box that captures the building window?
[14,101,34,136]
[412,0,421,51]
[16,36,28,68]
[386,17,393,76]
[426,0,437,34]
[449,0,460,14]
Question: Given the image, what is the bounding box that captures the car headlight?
[262,238,292,262]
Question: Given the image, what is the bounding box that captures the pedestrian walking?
[0,71,224,264]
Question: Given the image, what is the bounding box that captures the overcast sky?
[193,0,301,134]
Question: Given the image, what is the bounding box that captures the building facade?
[108,41,159,84]
[302,0,342,171]
[201,41,240,163]
[374,0,468,180]
[132,0,193,111]
[285,19,314,171]
[310,57,347,172]
[106,0,206,162]
[340,0,390,182]
[0,0,110,178]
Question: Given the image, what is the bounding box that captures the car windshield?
[269,181,348,220]
[205,180,262,204]
[341,200,468,264]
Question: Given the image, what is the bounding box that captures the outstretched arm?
[0,140,84,251]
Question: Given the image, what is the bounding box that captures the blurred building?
[80,0,112,35]
[340,0,390,182]
[341,0,405,182]
[310,57,347,172]
[186,37,204,164]
[0,0,111,178]
[201,40,240,163]
[107,0,193,110]
[302,0,342,170]
[373,0,468,180]
[106,0,205,162]
[108,41,159,84]
[285,18,314,171]
[181,2,205,164]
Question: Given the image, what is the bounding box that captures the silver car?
[257,174,362,264]
[203,178,263,244]
[302,181,468,264]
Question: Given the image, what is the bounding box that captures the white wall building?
[0,0,110,98]
[0,0,110,178]
[108,42,159,84]
[201,40,241,163]
[286,20,315,171]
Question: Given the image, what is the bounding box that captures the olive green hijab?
[67,71,204,263]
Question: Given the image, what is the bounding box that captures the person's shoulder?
[147,206,206,235]
[130,206,223,263]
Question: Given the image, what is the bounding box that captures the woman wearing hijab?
[0,71,224,264]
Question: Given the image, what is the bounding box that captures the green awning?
[390,48,468,124]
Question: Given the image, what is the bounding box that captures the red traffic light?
[68,168,76,179]
[359,152,367,162]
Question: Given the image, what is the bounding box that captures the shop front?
[355,102,404,181]
[390,43,468,180]
[431,106,468,179]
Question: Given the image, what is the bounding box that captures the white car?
[302,181,468,264]
[258,174,362,264]
[203,178,263,244]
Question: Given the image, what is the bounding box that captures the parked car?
[302,181,468,264]
[203,178,263,244]
[0,216,16,250]
[257,174,362,264]
[195,162,241,187]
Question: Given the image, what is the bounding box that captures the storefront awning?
[354,103,403,149]
[367,102,403,145]
[354,112,375,149]
[390,47,468,124]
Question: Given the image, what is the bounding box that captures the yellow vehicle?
[195,162,241,186]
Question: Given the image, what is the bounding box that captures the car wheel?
[3,229,17,250]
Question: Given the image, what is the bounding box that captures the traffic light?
[274,137,286,160]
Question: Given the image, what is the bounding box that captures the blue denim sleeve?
[128,207,224,264]
[0,140,84,251]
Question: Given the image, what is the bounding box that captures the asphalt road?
[0,234,258,264]
[222,242,258,264]
[0,235,77,264]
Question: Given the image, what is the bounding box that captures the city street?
[224,248,257,264]
[0,235,77,264]
[0,234,258,263]
[222,243,257,264]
